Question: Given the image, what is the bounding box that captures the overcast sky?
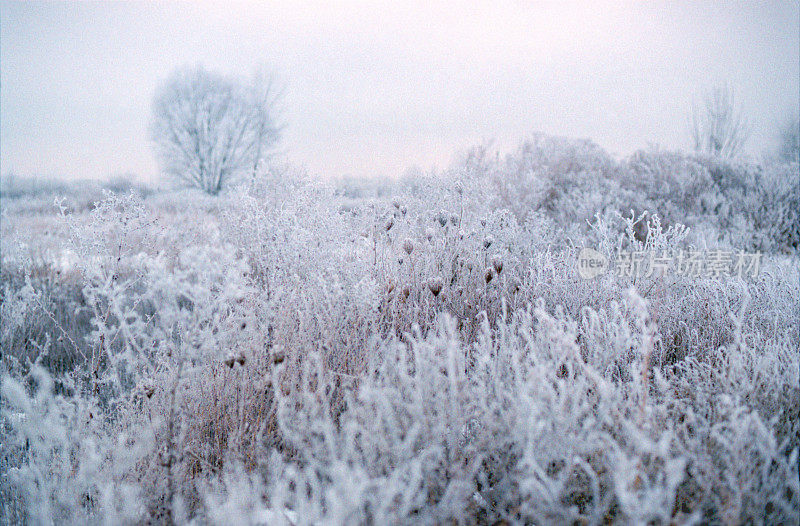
[1,1,798,182]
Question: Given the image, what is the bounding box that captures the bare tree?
[777,114,799,164]
[246,67,285,186]
[690,83,749,160]
[150,66,281,195]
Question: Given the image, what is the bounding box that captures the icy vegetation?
[1,137,798,524]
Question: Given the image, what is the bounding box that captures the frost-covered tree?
[150,66,281,195]
[777,114,799,163]
[690,84,750,160]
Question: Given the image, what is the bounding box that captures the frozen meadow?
[1,137,798,524]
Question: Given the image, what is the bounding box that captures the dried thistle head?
[224,351,246,368]
[401,284,411,299]
[140,382,156,399]
[391,196,402,209]
[483,235,494,250]
[272,347,286,365]
[425,227,435,242]
[402,238,415,255]
[428,276,443,297]
[484,267,494,284]
[385,216,395,231]
[491,254,503,274]
[437,211,448,227]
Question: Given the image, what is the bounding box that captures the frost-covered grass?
[1,138,798,524]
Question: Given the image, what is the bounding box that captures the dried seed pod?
[272,347,286,364]
[385,216,395,231]
[391,196,401,209]
[484,267,494,284]
[224,351,246,368]
[387,281,396,294]
[428,277,443,297]
[483,235,494,249]
[437,211,448,227]
[402,238,415,255]
[491,254,503,274]
[425,227,435,241]
[401,285,411,299]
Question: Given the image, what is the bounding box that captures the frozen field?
[1,140,798,524]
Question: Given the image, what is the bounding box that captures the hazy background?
[1,1,798,183]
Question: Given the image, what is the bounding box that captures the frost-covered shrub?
[700,158,800,253]
[619,149,717,229]
[2,366,151,524]
[453,135,622,232]
[447,138,799,254]
[257,295,797,524]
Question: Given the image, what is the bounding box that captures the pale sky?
[1,1,798,182]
